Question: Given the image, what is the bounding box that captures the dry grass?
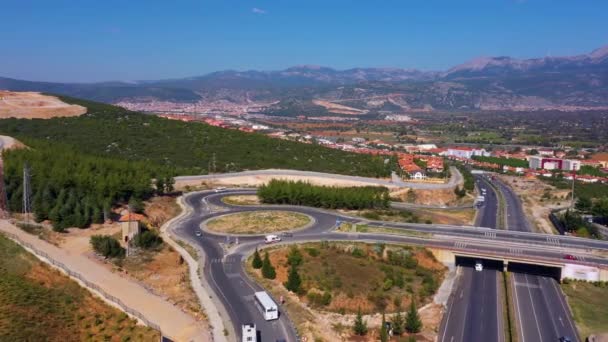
[562,281,608,339]
[0,234,158,341]
[120,245,206,321]
[206,211,311,234]
[246,242,445,341]
[221,195,260,206]
[145,196,181,229]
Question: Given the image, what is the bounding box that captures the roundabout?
[168,189,608,342]
[204,210,312,235]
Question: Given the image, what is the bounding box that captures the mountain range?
[1,45,607,112]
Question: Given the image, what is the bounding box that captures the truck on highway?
[254,291,279,320]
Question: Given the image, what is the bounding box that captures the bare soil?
[221,195,261,206]
[496,175,569,233]
[0,91,86,119]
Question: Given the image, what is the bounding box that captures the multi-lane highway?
[439,174,504,342]
[492,176,580,342]
[170,187,606,341]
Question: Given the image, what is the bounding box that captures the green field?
[0,234,158,341]
[562,281,608,339]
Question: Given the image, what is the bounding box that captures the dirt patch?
[221,195,260,206]
[312,100,369,115]
[0,91,86,119]
[145,196,180,229]
[120,245,205,321]
[206,211,311,234]
[391,187,466,206]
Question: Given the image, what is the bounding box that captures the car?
[264,234,281,244]
[195,230,202,237]
[563,254,576,260]
[475,261,483,272]
[559,336,573,342]
[214,187,227,193]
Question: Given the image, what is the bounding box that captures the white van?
[475,261,483,272]
[264,234,281,244]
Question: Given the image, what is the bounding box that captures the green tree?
[353,307,368,336]
[392,310,405,335]
[405,299,422,333]
[284,264,302,293]
[261,252,276,279]
[380,312,388,342]
[286,246,303,267]
[252,248,263,269]
[575,197,592,213]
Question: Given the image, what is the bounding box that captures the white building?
[529,156,581,171]
[446,147,490,159]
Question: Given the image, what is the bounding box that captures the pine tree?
[405,299,422,333]
[252,248,263,269]
[284,264,302,293]
[261,252,276,279]
[353,307,367,335]
[392,310,405,335]
[380,312,388,342]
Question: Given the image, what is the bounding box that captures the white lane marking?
[549,278,579,341]
[440,268,461,342]
[538,277,560,338]
[524,274,544,342]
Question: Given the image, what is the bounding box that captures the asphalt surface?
[171,187,604,341]
[439,174,504,342]
[492,176,580,342]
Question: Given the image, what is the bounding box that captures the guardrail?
[2,231,163,335]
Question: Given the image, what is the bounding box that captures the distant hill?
[1,45,608,111]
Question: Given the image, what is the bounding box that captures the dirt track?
[0,91,86,119]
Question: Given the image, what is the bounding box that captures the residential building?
[445,147,489,159]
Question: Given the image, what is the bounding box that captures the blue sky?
[1,0,607,82]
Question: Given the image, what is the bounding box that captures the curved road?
[170,189,608,341]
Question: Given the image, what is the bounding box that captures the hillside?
[0,97,392,177]
[1,45,608,112]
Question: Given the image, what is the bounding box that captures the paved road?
[172,189,606,341]
[493,175,580,342]
[439,174,504,342]
[174,166,463,190]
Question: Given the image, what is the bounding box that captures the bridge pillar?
[503,260,508,273]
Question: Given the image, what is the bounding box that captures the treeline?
[3,143,172,231]
[0,97,393,177]
[471,156,528,168]
[257,180,389,210]
[451,162,474,192]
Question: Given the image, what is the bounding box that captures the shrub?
[90,235,125,259]
[352,307,368,336]
[261,252,276,279]
[132,230,163,249]
[252,248,263,269]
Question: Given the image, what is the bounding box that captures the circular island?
[205,210,312,235]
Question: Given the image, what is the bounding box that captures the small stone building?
[119,212,145,243]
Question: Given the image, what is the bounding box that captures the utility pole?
[22,163,31,224]
[0,159,8,219]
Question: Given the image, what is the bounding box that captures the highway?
[169,188,606,341]
[439,174,504,342]
[491,176,580,342]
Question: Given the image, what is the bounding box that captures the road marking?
[549,278,579,341]
[509,248,523,255]
[484,231,496,239]
[547,236,560,246]
[454,241,467,249]
[524,274,544,342]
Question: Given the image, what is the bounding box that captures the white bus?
[254,291,279,320]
